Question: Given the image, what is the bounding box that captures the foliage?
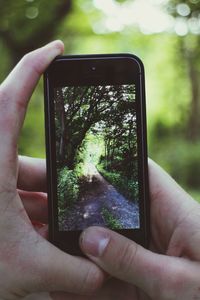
[1,0,200,199]
[57,167,79,212]
[101,207,122,230]
[0,0,72,64]
[18,80,46,158]
[74,162,86,178]
[74,133,104,177]
[98,164,139,202]
[54,85,137,172]
[54,83,139,204]
[151,138,200,190]
[168,0,200,19]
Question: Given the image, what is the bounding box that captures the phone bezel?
[44,54,150,255]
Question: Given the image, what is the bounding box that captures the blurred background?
[0,0,200,200]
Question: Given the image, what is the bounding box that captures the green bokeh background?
[1,0,200,200]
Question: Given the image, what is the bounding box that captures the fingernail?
[80,228,110,257]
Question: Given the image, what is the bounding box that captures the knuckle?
[0,87,16,132]
[19,53,33,75]
[0,87,9,111]
[21,52,32,65]
[151,263,192,300]
[151,271,169,299]
[21,52,34,71]
[21,51,43,77]
[115,242,138,276]
[78,265,104,295]
[168,269,193,299]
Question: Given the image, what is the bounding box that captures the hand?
[0,42,105,300]
[17,156,143,300]
[80,159,200,300]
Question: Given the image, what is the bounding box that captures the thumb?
[79,226,199,299]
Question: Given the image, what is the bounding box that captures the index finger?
[18,156,46,192]
[0,41,64,183]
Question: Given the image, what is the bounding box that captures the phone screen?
[53,83,140,231]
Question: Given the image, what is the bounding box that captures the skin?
[19,157,200,300]
[79,160,200,300]
[1,41,200,300]
[0,41,105,300]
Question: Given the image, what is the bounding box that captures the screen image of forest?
[54,84,140,231]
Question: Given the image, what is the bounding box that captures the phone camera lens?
[91,66,96,71]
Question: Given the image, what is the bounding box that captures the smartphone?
[44,54,149,255]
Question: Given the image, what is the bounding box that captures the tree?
[0,0,72,66]
[167,0,200,141]
[54,84,137,171]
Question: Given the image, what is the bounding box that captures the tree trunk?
[56,88,67,164]
[59,107,66,162]
[186,52,200,141]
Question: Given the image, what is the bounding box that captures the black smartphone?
[44,54,149,255]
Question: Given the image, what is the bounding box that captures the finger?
[19,190,48,223]
[0,40,64,182]
[36,224,48,239]
[80,226,200,299]
[50,291,93,300]
[148,159,198,251]
[21,232,105,296]
[18,156,46,192]
[51,277,138,300]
